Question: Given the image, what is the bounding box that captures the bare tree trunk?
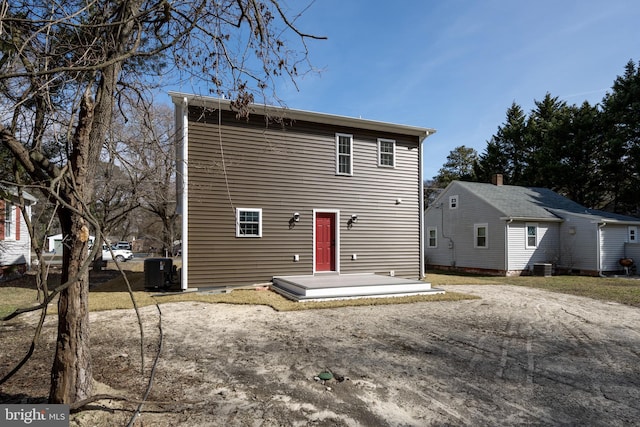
[49,212,92,403]
[49,91,96,403]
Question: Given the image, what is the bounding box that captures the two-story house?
[171,93,437,295]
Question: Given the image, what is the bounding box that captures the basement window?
[236,208,262,238]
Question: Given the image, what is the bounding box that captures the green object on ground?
[318,372,333,381]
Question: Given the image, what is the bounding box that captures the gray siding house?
[1,188,36,277]
[425,177,640,276]
[171,93,435,289]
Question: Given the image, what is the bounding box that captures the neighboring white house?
[46,233,95,254]
[0,188,37,277]
[425,177,640,276]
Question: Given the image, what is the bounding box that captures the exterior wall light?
[293,212,300,222]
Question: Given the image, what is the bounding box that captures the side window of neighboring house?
[4,202,13,239]
[449,195,458,209]
[474,223,488,248]
[236,208,262,238]
[526,223,538,248]
[377,138,396,168]
[336,133,353,176]
[629,226,638,243]
[427,226,437,248]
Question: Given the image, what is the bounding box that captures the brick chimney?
[491,174,504,186]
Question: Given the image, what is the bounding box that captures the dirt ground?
[2,284,640,426]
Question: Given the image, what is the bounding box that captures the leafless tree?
[0,0,324,404]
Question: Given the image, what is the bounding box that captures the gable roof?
[0,186,37,204]
[169,91,436,142]
[450,181,640,224]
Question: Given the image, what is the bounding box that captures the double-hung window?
[526,223,538,248]
[629,226,638,243]
[4,202,12,239]
[427,226,437,248]
[378,138,396,168]
[474,223,488,248]
[236,208,262,238]
[336,133,353,176]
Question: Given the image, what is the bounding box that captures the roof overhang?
[500,216,564,223]
[169,91,436,142]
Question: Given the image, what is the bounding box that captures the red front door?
[315,213,336,272]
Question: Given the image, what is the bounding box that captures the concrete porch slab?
[272,273,445,302]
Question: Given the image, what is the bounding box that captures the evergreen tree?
[602,59,640,216]
[432,145,478,187]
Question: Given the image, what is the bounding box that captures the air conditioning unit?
[144,258,179,290]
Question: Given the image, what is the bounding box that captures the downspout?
[178,97,189,290]
[505,218,513,274]
[419,130,433,279]
[597,222,606,277]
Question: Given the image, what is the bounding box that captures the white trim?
[525,222,538,249]
[449,195,458,209]
[335,133,353,176]
[377,138,396,168]
[474,223,488,249]
[427,226,438,248]
[236,208,263,237]
[4,203,15,240]
[178,97,189,290]
[312,209,340,274]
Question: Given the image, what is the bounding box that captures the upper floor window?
[474,223,488,248]
[629,226,638,243]
[449,195,458,209]
[377,138,396,168]
[526,223,538,248]
[236,208,262,238]
[336,133,353,176]
[427,226,437,248]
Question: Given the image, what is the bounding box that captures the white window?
[236,208,262,238]
[4,202,13,239]
[449,195,458,209]
[474,223,488,248]
[377,138,395,168]
[336,133,353,176]
[427,226,437,248]
[526,223,538,248]
[629,226,638,243]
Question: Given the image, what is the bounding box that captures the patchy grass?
[427,270,640,307]
[6,266,639,316]
[90,271,478,312]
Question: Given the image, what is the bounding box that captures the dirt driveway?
[4,284,640,426]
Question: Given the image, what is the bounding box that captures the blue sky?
[270,0,640,180]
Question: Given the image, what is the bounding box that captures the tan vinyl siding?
[187,108,421,287]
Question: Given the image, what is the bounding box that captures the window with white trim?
[427,226,437,248]
[526,223,538,248]
[474,223,488,248]
[377,138,395,167]
[236,208,262,237]
[4,202,13,239]
[336,133,353,175]
[629,226,638,243]
[449,195,458,209]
